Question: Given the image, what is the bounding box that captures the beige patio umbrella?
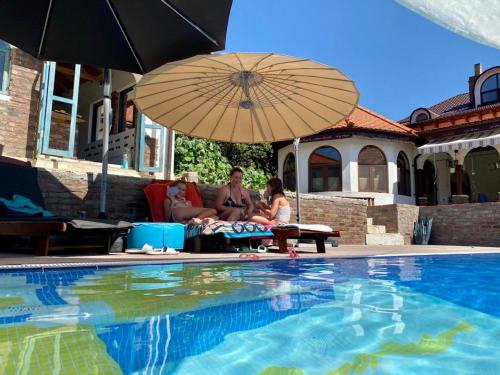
[133,52,359,220]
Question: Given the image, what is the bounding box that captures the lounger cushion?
[0,161,46,208]
[144,182,203,222]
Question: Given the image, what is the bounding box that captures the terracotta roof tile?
[333,105,417,136]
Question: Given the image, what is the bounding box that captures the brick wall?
[420,203,500,247]
[35,171,368,244]
[38,168,151,221]
[367,204,420,245]
[0,48,42,159]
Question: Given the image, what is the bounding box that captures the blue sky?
[225,0,500,121]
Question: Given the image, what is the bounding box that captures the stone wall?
[420,203,500,247]
[367,204,420,245]
[0,48,43,159]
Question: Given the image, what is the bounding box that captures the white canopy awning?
[417,128,500,154]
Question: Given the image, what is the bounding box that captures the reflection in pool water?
[0,254,499,374]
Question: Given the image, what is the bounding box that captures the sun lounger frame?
[271,227,340,253]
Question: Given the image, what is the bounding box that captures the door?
[137,113,166,173]
[37,61,80,157]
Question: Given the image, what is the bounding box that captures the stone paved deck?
[0,245,499,268]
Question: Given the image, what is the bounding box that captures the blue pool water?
[0,254,499,374]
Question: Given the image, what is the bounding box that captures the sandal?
[252,245,268,253]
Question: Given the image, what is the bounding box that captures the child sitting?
[164,180,218,224]
[250,177,290,225]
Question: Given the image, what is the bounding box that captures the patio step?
[366,224,386,234]
[366,217,373,226]
[366,233,405,246]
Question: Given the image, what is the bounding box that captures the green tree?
[174,134,274,189]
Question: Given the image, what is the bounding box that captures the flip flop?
[250,245,268,253]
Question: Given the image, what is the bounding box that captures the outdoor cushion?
[185,220,273,239]
[144,182,203,222]
[0,160,46,208]
[127,222,184,250]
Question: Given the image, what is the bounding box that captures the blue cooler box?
[127,223,185,250]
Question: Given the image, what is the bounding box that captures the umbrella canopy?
[133,52,359,143]
[396,0,500,50]
[0,0,233,74]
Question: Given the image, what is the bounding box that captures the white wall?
[277,135,417,205]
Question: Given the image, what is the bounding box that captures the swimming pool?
[0,254,499,374]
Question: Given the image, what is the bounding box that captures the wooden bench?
[271,226,340,254]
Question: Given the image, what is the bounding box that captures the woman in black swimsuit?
[215,167,254,221]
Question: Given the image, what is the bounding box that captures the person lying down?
[164,180,218,225]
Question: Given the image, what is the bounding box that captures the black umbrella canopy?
[0,0,232,74]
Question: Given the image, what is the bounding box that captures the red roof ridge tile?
[355,105,417,135]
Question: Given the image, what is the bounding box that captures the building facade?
[0,43,174,179]
[402,63,500,205]
[277,106,418,205]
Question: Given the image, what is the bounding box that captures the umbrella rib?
[248,53,274,72]
[259,79,335,132]
[264,76,359,96]
[106,0,144,73]
[261,77,353,119]
[263,75,358,107]
[252,86,274,142]
[185,82,240,135]
[249,84,275,141]
[135,76,230,101]
[262,72,355,83]
[230,87,246,142]
[135,74,231,90]
[253,81,301,137]
[38,0,54,55]
[203,55,240,72]
[141,77,233,113]
[207,86,241,140]
[160,0,219,46]
[266,77,348,128]
[259,67,344,74]
[144,62,234,74]
[234,54,246,72]
[255,58,310,72]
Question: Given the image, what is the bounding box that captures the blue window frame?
[137,114,165,173]
[37,61,81,158]
[0,40,11,94]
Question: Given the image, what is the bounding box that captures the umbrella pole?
[293,138,301,223]
[99,68,112,219]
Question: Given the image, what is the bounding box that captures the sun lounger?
[0,157,132,255]
[271,224,340,254]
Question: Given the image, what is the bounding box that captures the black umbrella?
[0,0,232,217]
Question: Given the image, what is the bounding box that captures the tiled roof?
[333,105,417,137]
[400,93,472,124]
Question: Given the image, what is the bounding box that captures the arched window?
[358,146,387,193]
[397,152,411,196]
[283,153,296,191]
[415,113,429,122]
[480,73,500,105]
[308,146,342,192]
[0,40,11,94]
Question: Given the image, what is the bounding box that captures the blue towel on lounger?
[0,194,54,218]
